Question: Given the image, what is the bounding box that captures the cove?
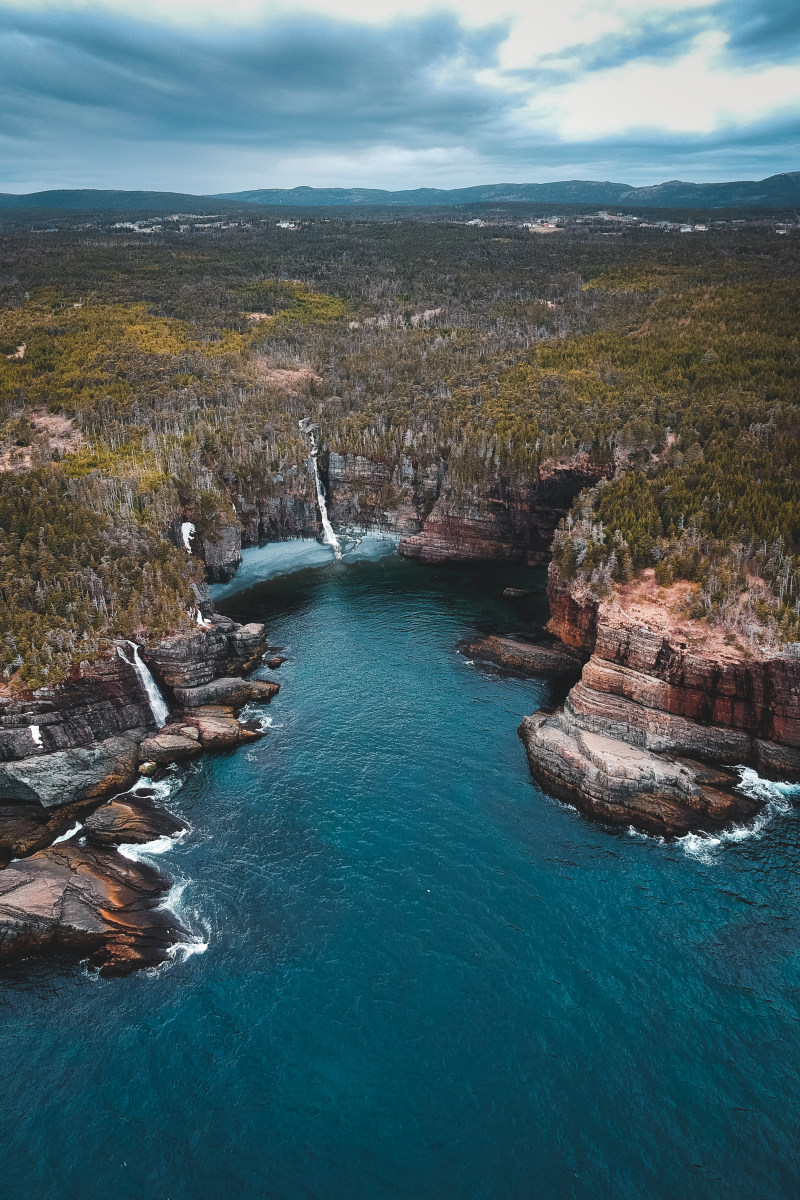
[2,541,800,1200]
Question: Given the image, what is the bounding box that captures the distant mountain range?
[217,173,800,209]
[1,172,798,212]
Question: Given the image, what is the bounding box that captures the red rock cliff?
[520,569,800,836]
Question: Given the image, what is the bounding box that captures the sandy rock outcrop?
[468,635,582,677]
[0,839,187,975]
[521,568,800,834]
[519,711,761,837]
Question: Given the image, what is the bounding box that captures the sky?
[1,0,799,193]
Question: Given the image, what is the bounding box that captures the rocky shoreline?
[0,610,279,973]
[518,566,800,836]
[4,468,799,973]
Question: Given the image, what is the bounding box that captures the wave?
[678,767,800,863]
[117,831,187,862]
[52,821,83,844]
[159,879,211,965]
[624,767,800,863]
[238,703,276,733]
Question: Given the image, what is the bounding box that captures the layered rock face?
[545,566,599,654]
[0,612,277,972]
[0,796,190,975]
[468,635,582,678]
[0,655,154,762]
[145,615,267,692]
[520,568,800,835]
[326,451,434,535]
[191,451,601,575]
[399,460,606,564]
[0,616,271,809]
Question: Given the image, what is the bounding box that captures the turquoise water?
[2,541,800,1200]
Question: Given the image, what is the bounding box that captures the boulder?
[0,732,143,808]
[182,705,263,749]
[83,793,186,846]
[137,733,203,765]
[0,840,188,974]
[173,676,279,710]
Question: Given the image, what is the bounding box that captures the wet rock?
[0,797,98,866]
[83,794,186,846]
[137,733,203,766]
[469,635,582,677]
[173,676,279,710]
[0,841,187,975]
[518,710,762,838]
[266,656,286,669]
[182,705,262,749]
[0,732,143,808]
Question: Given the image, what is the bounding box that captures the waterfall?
[118,641,170,727]
[299,419,342,560]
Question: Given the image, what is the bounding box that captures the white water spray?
[299,418,342,560]
[118,640,170,727]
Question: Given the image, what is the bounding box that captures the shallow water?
[2,541,800,1200]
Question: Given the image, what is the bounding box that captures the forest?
[0,215,797,686]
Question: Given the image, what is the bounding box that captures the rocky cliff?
[399,460,606,564]
[189,452,603,577]
[520,568,800,835]
[0,612,277,972]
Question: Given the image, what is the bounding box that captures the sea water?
[2,541,800,1200]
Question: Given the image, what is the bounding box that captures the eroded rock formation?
[0,611,277,972]
[468,635,582,678]
[0,825,187,976]
[520,567,800,835]
[399,460,606,564]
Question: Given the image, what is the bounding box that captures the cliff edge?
[519,566,800,835]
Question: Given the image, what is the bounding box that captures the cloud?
[0,1,797,192]
[720,0,800,64]
[0,9,510,146]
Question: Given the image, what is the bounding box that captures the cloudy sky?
[1,0,798,193]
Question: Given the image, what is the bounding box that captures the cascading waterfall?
[299,418,343,560]
[118,640,170,727]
